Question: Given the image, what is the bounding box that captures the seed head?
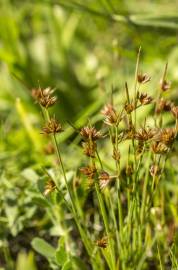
[137,73,151,84]
[150,164,161,177]
[134,127,155,141]
[82,141,96,158]
[151,142,169,154]
[124,102,135,114]
[112,147,120,161]
[171,106,178,119]
[80,126,102,141]
[80,165,96,180]
[101,104,118,126]
[156,98,173,114]
[125,164,134,176]
[44,179,56,196]
[98,171,110,190]
[160,79,171,91]
[154,128,176,146]
[96,237,108,248]
[139,93,153,105]
[32,87,57,108]
[42,117,63,134]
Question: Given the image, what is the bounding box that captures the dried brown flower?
[150,165,161,177]
[96,237,108,248]
[80,165,96,179]
[101,104,118,126]
[134,127,155,141]
[125,164,134,176]
[98,171,110,190]
[136,141,144,155]
[112,148,120,161]
[44,179,56,196]
[156,98,173,114]
[171,106,178,119]
[139,93,153,105]
[32,87,57,108]
[137,73,151,84]
[42,117,63,134]
[82,141,96,158]
[124,102,135,114]
[80,126,102,141]
[160,79,171,91]
[151,142,169,154]
[154,128,175,146]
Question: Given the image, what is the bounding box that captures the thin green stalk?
[140,150,152,224]
[95,183,116,270]
[42,108,93,256]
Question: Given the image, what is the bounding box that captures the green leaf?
[31,238,55,259]
[62,260,72,270]
[56,247,68,266]
[72,256,88,270]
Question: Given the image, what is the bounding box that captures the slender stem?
[140,150,151,224]
[95,182,116,270]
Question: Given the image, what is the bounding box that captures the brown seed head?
[101,104,118,126]
[32,87,57,108]
[137,73,151,84]
[135,127,155,141]
[160,79,171,91]
[42,117,63,134]
[96,237,108,248]
[124,102,135,114]
[98,171,110,190]
[125,164,134,176]
[150,164,161,177]
[154,128,175,146]
[80,126,102,141]
[139,93,153,105]
[156,98,173,114]
[171,106,178,119]
[151,142,169,154]
[80,165,96,179]
[44,179,56,196]
[112,148,120,161]
[82,141,96,158]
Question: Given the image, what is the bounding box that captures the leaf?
[31,238,55,259]
[56,247,68,266]
[71,256,88,270]
[16,251,37,270]
[21,168,39,183]
[62,260,72,270]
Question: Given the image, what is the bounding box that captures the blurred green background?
[1,0,178,269]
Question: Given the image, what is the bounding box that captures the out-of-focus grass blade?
[58,99,103,143]
[15,98,42,151]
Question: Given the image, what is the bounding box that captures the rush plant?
[31,51,178,270]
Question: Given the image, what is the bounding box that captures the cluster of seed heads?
[31,61,177,251]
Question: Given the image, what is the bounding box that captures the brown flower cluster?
[96,236,108,248]
[101,104,118,126]
[137,73,151,84]
[138,93,153,105]
[80,126,102,158]
[44,179,56,196]
[42,117,63,134]
[156,98,173,114]
[80,126,102,141]
[98,171,111,190]
[32,87,57,108]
